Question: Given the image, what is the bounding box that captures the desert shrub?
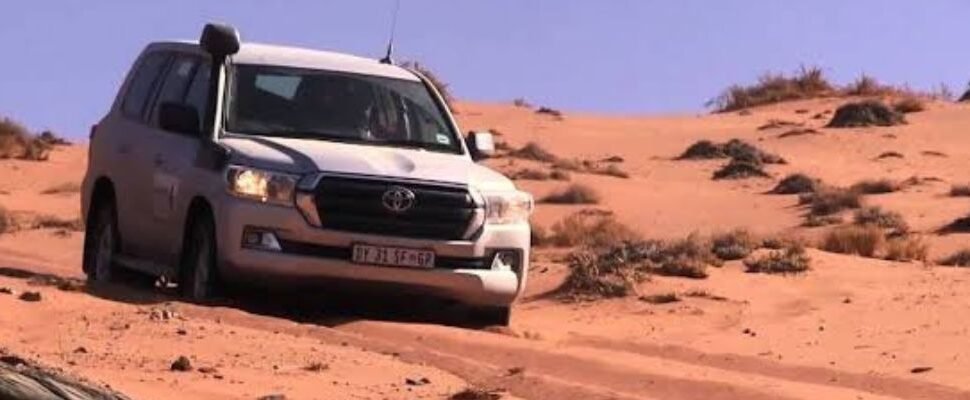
[512,98,533,108]
[37,130,70,146]
[511,168,550,181]
[602,155,624,163]
[853,206,909,233]
[32,215,84,231]
[549,169,571,181]
[599,164,630,179]
[960,86,970,102]
[548,213,641,248]
[551,158,581,171]
[804,187,863,216]
[827,101,906,128]
[851,179,902,194]
[711,228,757,260]
[884,236,929,262]
[777,128,821,138]
[536,107,563,118]
[0,117,52,161]
[712,159,769,180]
[640,292,681,304]
[450,388,503,400]
[761,234,808,250]
[843,74,891,96]
[41,182,81,195]
[744,245,811,274]
[950,185,970,197]
[758,119,803,130]
[708,66,836,112]
[803,214,844,227]
[542,184,601,204]
[679,139,784,164]
[939,249,970,267]
[510,142,558,162]
[401,61,453,109]
[771,173,820,194]
[559,242,654,300]
[821,225,885,258]
[893,97,926,114]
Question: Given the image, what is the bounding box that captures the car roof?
[149,41,420,81]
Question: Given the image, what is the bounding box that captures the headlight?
[482,190,534,224]
[225,165,298,206]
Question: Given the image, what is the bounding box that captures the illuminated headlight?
[482,190,534,224]
[226,165,298,206]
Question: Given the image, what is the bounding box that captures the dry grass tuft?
[449,388,504,400]
[939,249,970,267]
[708,66,836,112]
[802,186,863,216]
[547,213,641,248]
[713,159,770,180]
[711,229,757,260]
[827,101,906,128]
[639,292,681,304]
[41,182,82,195]
[950,185,970,197]
[679,139,785,164]
[850,179,902,194]
[536,107,564,118]
[510,168,551,181]
[803,214,844,227]
[560,242,653,300]
[32,215,84,231]
[549,169,571,181]
[744,245,811,274]
[884,236,929,262]
[0,117,54,161]
[542,184,601,204]
[777,128,821,139]
[757,119,804,130]
[821,225,885,258]
[893,97,926,114]
[853,206,909,233]
[771,173,821,194]
[510,142,558,163]
[512,98,533,109]
[0,206,12,234]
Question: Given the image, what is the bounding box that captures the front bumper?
[215,195,530,307]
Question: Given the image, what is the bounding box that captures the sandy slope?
[2,99,970,399]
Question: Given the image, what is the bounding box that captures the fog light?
[242,227,282,252]
[490,250,521,271]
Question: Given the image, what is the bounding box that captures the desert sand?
[2,98,970,399]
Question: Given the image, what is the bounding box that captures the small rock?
[257,395,286,400]
[73,346,88,354]
[176,328,187,336]
[170,356,193,372]
[910,367,933,374]
[507,366,526,375]
[405,377,431,386]
[213,374,224,380]
[18,291,42,302]
[198,366,218,374]
[843,298,852,304]
[0,287,13,295]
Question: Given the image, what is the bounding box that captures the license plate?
[351,244,435,269]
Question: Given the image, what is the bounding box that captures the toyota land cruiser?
[81,24,533,326]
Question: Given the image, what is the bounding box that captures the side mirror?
[200,23,241,59]
[466,131,496,161]
[159,102,201,136]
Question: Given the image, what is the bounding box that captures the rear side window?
[151,55,201,126]
[184,62,211,119]
[121,52,170,121]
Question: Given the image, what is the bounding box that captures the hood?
[219,135,515,191]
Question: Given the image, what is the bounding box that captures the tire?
[82,200,118,283]
[180,213,219,302]
[470,306,512,327]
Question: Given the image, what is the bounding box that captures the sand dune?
[1,98,970,399]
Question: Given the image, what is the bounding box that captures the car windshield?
[225,64,462,154]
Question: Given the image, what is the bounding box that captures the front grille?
[313,175,479,240]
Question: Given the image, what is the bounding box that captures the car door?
[142,53,211,264]
[109,51,173,258]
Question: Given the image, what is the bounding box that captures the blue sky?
[2,0,969,138]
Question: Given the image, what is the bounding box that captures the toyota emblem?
[382,186,416,213]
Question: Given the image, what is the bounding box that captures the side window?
[121,52,170,121]
[184,62,211,120]
[151,55,200,126]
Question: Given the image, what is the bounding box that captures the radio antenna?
[380,0,401,64]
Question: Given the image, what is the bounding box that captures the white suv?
[80,24,533,325]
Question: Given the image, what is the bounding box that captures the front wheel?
[180,214,219,302]
[83,201,118,283]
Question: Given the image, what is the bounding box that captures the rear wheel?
[180,214,219,302]
[83,201,118,282]
[470,306,512,327]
